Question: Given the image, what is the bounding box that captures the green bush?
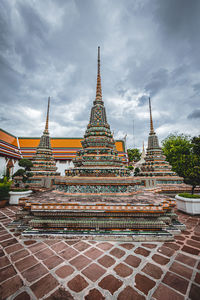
[178,193,200,199]
[0,178,12,201]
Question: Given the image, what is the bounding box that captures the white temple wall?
[0,157,6,178]
[0,157,21,178]
[56,160,74,176]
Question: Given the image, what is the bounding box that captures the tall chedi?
[140,98,183,184]
[68,47,129,177]
[31,97,60,177]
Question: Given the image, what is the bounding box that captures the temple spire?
[95,46,102,102]
[44,97,50,133]
[149,97,154,134]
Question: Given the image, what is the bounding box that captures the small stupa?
[135,142,146,168]
[30,97,60,177]
[140,98,183,184]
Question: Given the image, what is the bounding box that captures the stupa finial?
[95,46,102,101]
[44,97,50,133]
[143,141,145,152]
[149,97,154,134]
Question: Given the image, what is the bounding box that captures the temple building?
[0,129,127,178]
[140,98,183,184]
[12,47,185,241]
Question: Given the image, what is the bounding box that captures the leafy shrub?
[0,178,12,201]
[178,193,200,199]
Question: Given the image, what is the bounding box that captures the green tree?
[127,148,141,162]
[134,167,140,176]
[191,135,200,156]
[13,159,33,183]
[162,134,192,166]
[19,159,33,171]
[162,134,200,194]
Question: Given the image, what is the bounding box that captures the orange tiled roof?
[0,129,18,147]
[0,129,22,159]
[0,129,127,162]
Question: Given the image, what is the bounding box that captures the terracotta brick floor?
[0,206,200,300]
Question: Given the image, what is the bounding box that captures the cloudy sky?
[0,0,200,149]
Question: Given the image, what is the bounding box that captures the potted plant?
[9,159,33,205]
[175,166,200,215]
[0,177,12,208]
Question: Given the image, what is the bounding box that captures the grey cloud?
[0,0,199,148]
[144,68,168,96]
[188,109,200,119]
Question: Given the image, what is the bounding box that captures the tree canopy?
[127,148,141,162]
[162,134,200,193]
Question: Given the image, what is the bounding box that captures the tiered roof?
[0,129,22,159]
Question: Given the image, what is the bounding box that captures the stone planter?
[175,194,200,215]
[0,200,7,208]
[9,190,32,205]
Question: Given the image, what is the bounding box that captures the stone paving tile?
[0,255,10,268]
[23,239,37,246]
[85,288,105,300]
[189,283,200,300]
[30,273,59,298]
[51,241,68,253]
[181,245,200,255]
[152,253,170,265]
[82,263,106,282]
[60,247,79,260]
[45,287,74,300]
[110,247,126,258]
[142,262,163,279]
[98,254,116,268]
[73,241,91,251]
[34,247,55,260]
[10,249,29,262]
[124,254,141,268]
[67,274,89,292]
[69,254,92,270]
[157,245,175,257]
[98,274,123,295]
[0,264,17,283]
[55,265,74,279]
[153,283,184,300]
[120,242,135,250]
[96,242,113,251]
[15,255,38,272]
[134,247,150,257]
[4,243,24,254]
[43,254,64,270]
[22,262,48,282]
[84,247,104,259]
[13,291,31,300]
[169,261,193,280]
[135,273,156,295]
[0,275,23,299]
[28,242,47,253]
[175,252,197,267]
[162,271,189,295]
[114,262,133,277]
[118,286,145,300]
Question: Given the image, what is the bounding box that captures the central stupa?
[66,47,129,177]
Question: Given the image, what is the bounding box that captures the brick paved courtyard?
[0,206,200,300]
